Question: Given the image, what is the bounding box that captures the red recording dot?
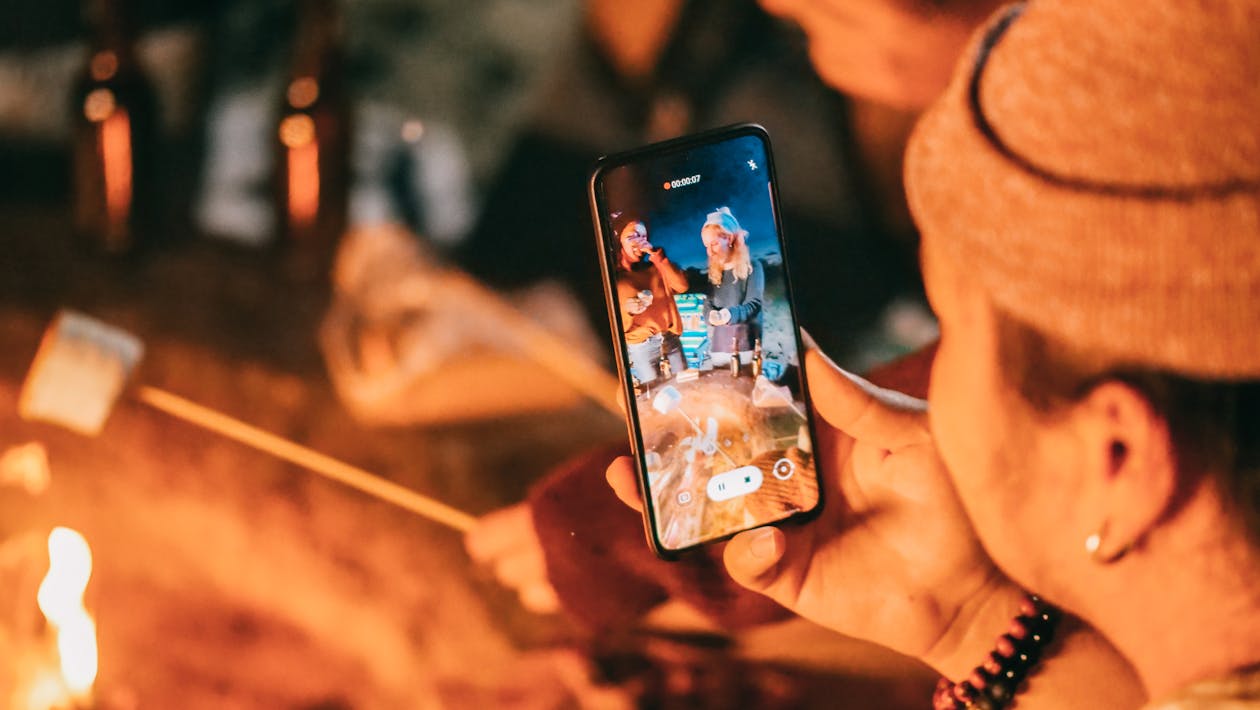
[663,182,671,190]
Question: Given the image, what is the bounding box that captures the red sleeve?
[528,441,789,630]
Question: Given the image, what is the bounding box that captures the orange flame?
[34,527,97,703]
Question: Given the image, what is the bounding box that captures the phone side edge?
[588,159,682,561]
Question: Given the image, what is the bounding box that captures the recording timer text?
[663,174,701,190]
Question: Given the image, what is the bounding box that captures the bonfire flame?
[34,527,98,704]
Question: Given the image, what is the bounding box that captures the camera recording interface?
[595,129,819,553]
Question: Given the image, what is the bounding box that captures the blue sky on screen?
[606,135,783,272]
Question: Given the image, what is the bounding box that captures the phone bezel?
[588,123,824,560]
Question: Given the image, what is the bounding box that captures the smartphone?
[590,124,822,559]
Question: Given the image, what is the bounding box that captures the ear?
[1073,381,1178,555]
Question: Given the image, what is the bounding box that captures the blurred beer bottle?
[275,0,351,280]
[70,0,158,255]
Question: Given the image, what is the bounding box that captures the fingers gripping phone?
[590,124,823,559]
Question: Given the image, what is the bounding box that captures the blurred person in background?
[454,0,968,366]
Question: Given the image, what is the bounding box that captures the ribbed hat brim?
[906,1,1260,379]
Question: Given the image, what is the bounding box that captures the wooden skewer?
[26,272,626,535]
[136,385,476,532]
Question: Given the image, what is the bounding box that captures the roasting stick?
[131,270,623,530]
[21,304,614,534]
[136,385,476,532]
[19,310,477,532]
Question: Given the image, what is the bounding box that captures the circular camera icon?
[772,457,795,481]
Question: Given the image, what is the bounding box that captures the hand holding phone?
[602,351,1007,672]
[590,124,823,558]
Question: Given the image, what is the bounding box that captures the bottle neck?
[291,0,344,79]
[83,0,139,68]
[86,0,135,46]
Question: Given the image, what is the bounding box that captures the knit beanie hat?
[703,207,747,237]
[905,0,1260,379]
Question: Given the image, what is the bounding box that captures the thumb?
[803,336,930,450]
[723,527,786,590]
[604,456,644,513]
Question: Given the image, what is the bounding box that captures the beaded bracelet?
[932,594,1061,710]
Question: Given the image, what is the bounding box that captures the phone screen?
[592,126,820,555]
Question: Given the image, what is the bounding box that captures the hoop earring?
[1084,521,1132,564]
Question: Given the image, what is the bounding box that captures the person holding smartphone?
[614,219,691,384]
[700,207,764,367]
[606,1,1260,708]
